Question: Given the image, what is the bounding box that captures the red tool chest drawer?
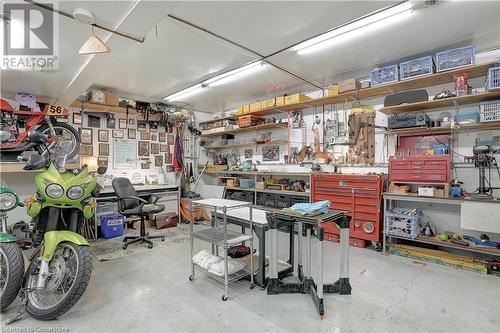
[311,173,388,244]
[389,155,451,183]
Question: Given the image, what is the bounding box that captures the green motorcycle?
[0,187,25,312]
[5,132,101,321]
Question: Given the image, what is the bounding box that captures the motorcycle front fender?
[41,230,89,262]
[0,231,17,242]
[27,202,42,218]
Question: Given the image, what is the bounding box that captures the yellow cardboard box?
[260,98,276,109]
[284,93,311,105]
[275,96,285,106]
[249,102,261,113]
[328,84,340,97]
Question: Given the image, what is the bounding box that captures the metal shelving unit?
[189,198,255,301]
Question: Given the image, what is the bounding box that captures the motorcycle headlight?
[67,186,84,200]
[0,191,18,211]
[45,184,64,199]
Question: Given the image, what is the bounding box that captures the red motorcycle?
[0,99,80,159]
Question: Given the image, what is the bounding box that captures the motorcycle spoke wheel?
[0,243,24,312]
[37,123,80,159]
[25,243,92,320]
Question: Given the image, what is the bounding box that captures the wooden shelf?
[400,235,500,257]
[226,187,311,197]
[204,140,287,150]
[199,62,496,125]
[379,91,500,115]
[383,121,500,136]
[70,101,138,115]
[201,123,288,137]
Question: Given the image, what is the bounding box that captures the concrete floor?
[2,231,500,332]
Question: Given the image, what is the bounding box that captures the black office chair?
[112,177,166,249]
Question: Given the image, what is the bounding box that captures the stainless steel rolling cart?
[188,198,255,301]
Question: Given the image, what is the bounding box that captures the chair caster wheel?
[250,284,255,289]
[161,237,165,242]
[189,275,194,281]
[221,295,228,301]
[122,245,127,249]
[147,244,153,249]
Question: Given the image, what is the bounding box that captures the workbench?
[266,209,351,317]
[213,207,294,287]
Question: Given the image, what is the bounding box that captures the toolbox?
[239,115,265,128]
[311,173,388,246]
[389,155,452,183]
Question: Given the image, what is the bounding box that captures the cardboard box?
[260,98,276,109]
[339,79,361,93]
[239,115,265,128]
[249,102,261,113]
[434,189,445,197]
[86,89,105,104]
[284,93,311,105]
[255,182,265,190]
[275,96,285,106]
[237,105,245,115]
[105,91,119,106]
[418,187,435,197]
[327,84,340,96]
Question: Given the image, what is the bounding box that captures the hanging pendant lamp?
[79,26,110,55]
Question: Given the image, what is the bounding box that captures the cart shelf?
[193,227,253,246]
[193,263,250,284]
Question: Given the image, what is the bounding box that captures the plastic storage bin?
[370,65,399,86]
[100,214,124,239]
[385,208,422,239]
[487,66,500,91]
[399,56,434,80]
[95,202,118,223]
[480,100,500,122]
[257,193,275,207]
[456,111,480,124]
[290,195,309,205]
[436,45,475,72]
[274,195,291,208]
[239,179,255,189]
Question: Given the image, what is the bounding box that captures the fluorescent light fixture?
[205,61,264,86]
[293,2,414,55]
[164,84,204,102]
[163,61,264,101]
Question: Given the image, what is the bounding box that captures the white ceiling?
[1,0,500,113]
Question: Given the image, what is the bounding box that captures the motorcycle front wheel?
[0,242,25,312]
[24,242,92,320]
[36,123,80,159]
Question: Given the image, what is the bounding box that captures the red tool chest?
[311,173,388,248]
[389,155,451,183]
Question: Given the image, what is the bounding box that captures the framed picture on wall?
[154,155,163,167]
[150,123,158,132]
[160,144,168,152]
[128,128,136,139]
[97,156,108,167]
[72,113,82,125]
[79,128,93,145]
[87,115,101,128]
[98,130,109,142]
[151,143,159,155]
[262,145,280,162]
[151,134,157,141]
[140,159,150,169]
[138,141,150,156]
[158,132,166,142]
[98,143,109,156]
[137,120,146,131]
[165,153,172,164]
[128,118,135,125]
[244,149,253,159]
[168,126,173,134]
[119,118,127,129]
[140,131,150,140]
[79,144,93,156]
[168,135,174,144]
[112,130,124,139]
[106,117,115,129]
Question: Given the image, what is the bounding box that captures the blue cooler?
[100,214,125,239]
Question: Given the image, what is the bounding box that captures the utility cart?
[188,198,255,301]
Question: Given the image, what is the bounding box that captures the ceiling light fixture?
[79,26,110,55]
[205,61,264,87]
[164,84,205,102]
[163,61,265,101]
[293,1,415,55]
